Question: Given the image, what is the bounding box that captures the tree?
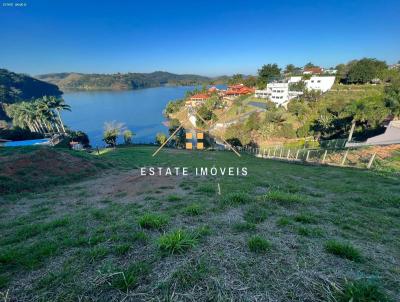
[103,121,125,147]
[384,80,400,117]
[347,58,388,84]
[123,129,134,144]
[228,74,244,85]
[345,95,389,140]
[47,96,71,133]
[258,64,281,86]
[289,81,306,92]
[168,118,185,148]
[284,64,300,75]
[304,62,317,68]
[243,76,257,87]
[155,132,167,145]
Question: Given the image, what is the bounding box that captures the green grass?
[248,236,272,253]
[264,190,306,204]
[232,222,256,233]
[183,203,203,216]
[111,261,151,291]
[0,146,399,301]
[243,206,267,224]
[221,192,253,205]
[325,240,363,262]
[138,213,169,230]
[158,229,198,254]
[167,194,182,202]
[293,213,317,224]
[336,279,391,302]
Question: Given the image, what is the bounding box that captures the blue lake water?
[62,86,204,147]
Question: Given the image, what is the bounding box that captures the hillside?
[36,71,226,90]
[0,68,63,120]
[0,146,399,301]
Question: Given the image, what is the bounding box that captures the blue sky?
[0,0,399,76]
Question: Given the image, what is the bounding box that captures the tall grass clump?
[244,206,267,224]
[336,279,390,302]
[138,213,169,230]
[183,203,203,216]
[158,229,198,254]
[248,235,271,253]
[111,262,151,291]
[221,192,252,206]
[264,190,305,204]
[325,240,363,262]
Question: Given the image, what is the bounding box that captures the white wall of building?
[255,76,335,106]
[305,76,335,92]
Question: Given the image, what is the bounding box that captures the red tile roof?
[190,93,210,100]
[225,86,254,95]
[304,67,322,74]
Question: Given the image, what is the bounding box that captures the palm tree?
[47,96,71,133]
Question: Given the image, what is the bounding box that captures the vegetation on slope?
[36,71,227,90]
[0,69,62,120]
[0,146,398,301]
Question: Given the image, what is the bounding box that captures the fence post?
[295,149,299,160]
[306,150,310,162]
[321,150,328,164]
[341,149,349,166]
[279,148,283,158]
[267,148,270,158]
[286,149,290,159]
[367,152,376,169]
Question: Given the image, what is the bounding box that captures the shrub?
[158,229,198,254]
[336,280,390,302]
[138,213,168,230]
[248,236,271,253]
[244,206,267,224]
[325,240,363,262]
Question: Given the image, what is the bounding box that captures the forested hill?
[36,71,225,90]
[0,69,62,104]
[0,69,63,120]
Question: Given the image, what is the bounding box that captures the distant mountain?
[36,71,227,91]
[0,68,63,120]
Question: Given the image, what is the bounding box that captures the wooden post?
[322,150,328,164]
[295,149,299,160]
[367,152,376,169]
[341,149,349,166]
[306,150,310,161]
[286,149,290,159]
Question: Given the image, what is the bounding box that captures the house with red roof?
[303,67,323,75]
[185,93,210,107]
[224,84,255,98]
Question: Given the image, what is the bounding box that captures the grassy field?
[0,146,399,301]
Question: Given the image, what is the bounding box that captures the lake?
[62,86,204,147]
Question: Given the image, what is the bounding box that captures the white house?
[305,76,335,92]
[255,76,335,106]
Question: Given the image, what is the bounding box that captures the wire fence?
[232,144,399,172]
